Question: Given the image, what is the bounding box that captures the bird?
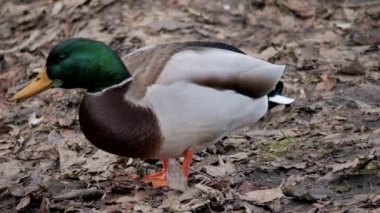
[13,38,294,188]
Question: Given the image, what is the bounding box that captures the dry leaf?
[339,57,365,75]
[241,185,284,204]
[179,188,201,202]
[75,19,113,44]
[0,66,22,91]
[328,158,359,173]
[0,22,11,39]
[51,1,63,15]
[29,26,61,51]
[195,183,219,196]
[280,0,315,18]
[159,190,182,210]
[16,196,31,211]
[272,161,307,169]
[39,197,50,213]
[0,159,24,177]
[282,180,329,201]
[227,152,249,162]
[56,136,85,175]
[147,20,191,34]
[62,0,88,10]
[188,199,210,210]
[203,157,236,177]
[296,46,319,69]
[316,73,336,91]
[372,194,380,203]
[159,189,203,211]
[133,203,154,212]
[258,47,278,60]
[166,159,189,192]
[349,29,380,45]
[327,155,375,173]
[82,150,118,180]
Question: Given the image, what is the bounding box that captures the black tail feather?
[268,81,284,110]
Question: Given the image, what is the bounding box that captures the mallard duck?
[13,38,294,188]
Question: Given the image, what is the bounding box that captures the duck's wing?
[123,41,285,100]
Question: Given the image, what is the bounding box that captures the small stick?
[53,187,101,201]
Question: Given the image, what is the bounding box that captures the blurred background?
[0,0,379,212]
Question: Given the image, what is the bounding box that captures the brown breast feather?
[79,82,163,159]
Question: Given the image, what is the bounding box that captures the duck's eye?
[48,53,66,64]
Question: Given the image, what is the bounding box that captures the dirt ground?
[0,0,380,212]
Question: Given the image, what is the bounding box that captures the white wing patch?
[143,82,268,159]
[269,95,295,105]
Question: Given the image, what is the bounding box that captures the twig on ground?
[53,187,102,201]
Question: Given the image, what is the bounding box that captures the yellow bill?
[12,67,53,102]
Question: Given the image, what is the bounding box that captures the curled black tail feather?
[268,81,284,110]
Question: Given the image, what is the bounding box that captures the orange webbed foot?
[142,149,194,188]
[142,159,168,188]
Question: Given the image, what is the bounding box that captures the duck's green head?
[13,38,130,102]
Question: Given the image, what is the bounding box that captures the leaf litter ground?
[0,0,379,212]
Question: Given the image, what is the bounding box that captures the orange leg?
[142,159,169,188]
[182,148,194,177]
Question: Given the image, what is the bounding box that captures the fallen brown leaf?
[280,0,315,19]
[203,156,236,177]
[39,197,50,213]
[339,57,366,75]
[271,161,307,170]
[15,196,31,211]
[282,180,329,201]
[159,189,205,211]
[83,150,119,180]
[0,66,22,93]
[147,20,192,34]
[159,190,182,210]
[179,188,201,202]
[241,184,284,204]
[0,159,24,177]
[372,194,380,204]
[316,73,336,91]
[226,152,250,162]
[195,183,219,197]
[349,28,380,45]
[166,159,189,192]
[116,192,146,204]
[327,155,375,173]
